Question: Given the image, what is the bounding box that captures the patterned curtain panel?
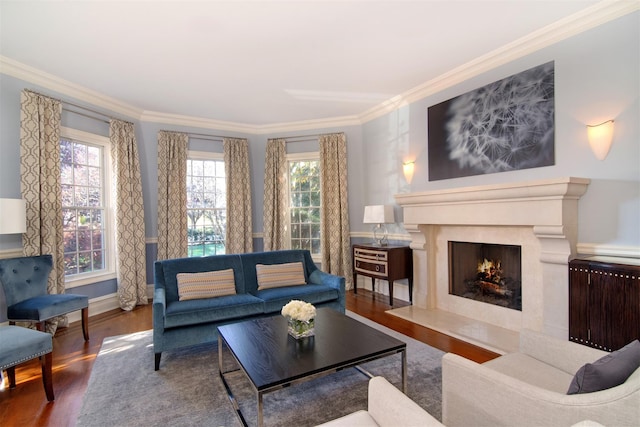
[263,138,288,251]
[157,131,188,260]
[110,119,148,310]
[19,90,65,333]
[319,132,353,289]
[223,138,253,254]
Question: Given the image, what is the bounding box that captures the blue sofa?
[153,249,345,370]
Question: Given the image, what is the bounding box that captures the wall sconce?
[402,161,415,183]
[0,198,27,234]
[363,205,395,246]
[587,120,614,161]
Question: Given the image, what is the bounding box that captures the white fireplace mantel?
[394,177,590,339]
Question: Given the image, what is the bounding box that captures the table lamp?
[0,198,27,234]
[363,205,395,246]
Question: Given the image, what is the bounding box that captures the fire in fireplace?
[448,241,522,311]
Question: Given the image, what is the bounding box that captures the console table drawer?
[355,258,388,277]
[354,247,388,261]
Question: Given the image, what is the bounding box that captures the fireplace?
[395,177,590,339]
[449,241,522,311]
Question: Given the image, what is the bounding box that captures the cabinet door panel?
[591,263,640,351]
[569,260,590,345]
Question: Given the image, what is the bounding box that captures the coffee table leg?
[258,391,264,427]
[401,349,407,393]
[218,333,223,372]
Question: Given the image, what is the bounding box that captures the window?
[186,152,226,257]
[288,153,321,256]
[60,127,114,285]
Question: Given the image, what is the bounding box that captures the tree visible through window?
[187,157,226,256]
[61,138,106,276]
[289,159,321,255]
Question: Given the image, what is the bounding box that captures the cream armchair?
[317,376,443,426]
[442,329,640,427]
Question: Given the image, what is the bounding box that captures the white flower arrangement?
[281,300,316,322]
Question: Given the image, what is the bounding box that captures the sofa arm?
[309,269,346,311]
[152,287,166,330]
[442,352,640,427]
[368,376,443,426]
[309,269,344,290]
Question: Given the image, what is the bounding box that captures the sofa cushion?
[164,293,264,328]
[256,262,306,290]
[176,269,236,301]
[483,352,575,394]
[257,284,340,314]
[316,410,377,426]
[567,339,640,394]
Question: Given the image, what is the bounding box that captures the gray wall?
[0,12,638,317]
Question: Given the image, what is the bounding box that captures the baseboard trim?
[66,284,155,324]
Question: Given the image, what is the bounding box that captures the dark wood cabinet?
[352,244,413,306]
[569,258,640,352]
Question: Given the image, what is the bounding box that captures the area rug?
[76,312,444,427]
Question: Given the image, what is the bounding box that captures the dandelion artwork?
[427,61,555,181]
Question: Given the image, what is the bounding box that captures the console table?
[352,244,413,305]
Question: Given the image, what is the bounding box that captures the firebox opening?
[448,241,522,311]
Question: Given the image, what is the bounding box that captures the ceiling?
[0,1,611,128]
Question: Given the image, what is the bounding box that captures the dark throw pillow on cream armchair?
[568,339,640,394]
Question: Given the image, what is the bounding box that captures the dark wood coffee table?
[218,307,407,427]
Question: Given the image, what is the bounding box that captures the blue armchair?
[0,255,89,340]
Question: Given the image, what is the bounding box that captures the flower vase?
[287,317,315,339]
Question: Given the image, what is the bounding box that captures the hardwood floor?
[0,289,498,427]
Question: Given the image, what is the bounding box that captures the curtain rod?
[186,132,226,142]
[62,107,110,125]
[26,89,126,125]
[273,134,320,142]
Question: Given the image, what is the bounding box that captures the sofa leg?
[155,352,161,371]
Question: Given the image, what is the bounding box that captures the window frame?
[286,151,321,263]
[186,150,226,257]
[60,126,116,288]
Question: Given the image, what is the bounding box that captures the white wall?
[362,11,639,252]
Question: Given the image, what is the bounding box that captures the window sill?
[65,271,117,289]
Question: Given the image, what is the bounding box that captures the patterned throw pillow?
[176,269,236,301]
[256,262,307,290]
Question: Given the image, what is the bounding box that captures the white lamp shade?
[0,198,27,234]
[363,205,395,224]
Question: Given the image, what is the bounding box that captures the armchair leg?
[81,307,89,341]
[40,352,54,401]
[6,366,16,389]
[155,352,162,371]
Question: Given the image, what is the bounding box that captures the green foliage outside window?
[60,138,106,276]
[289,160,321,255]
[187,158,226,257]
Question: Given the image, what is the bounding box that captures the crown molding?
[0,55,143,119]
[140,110,361,135]
[2,1,637,132]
